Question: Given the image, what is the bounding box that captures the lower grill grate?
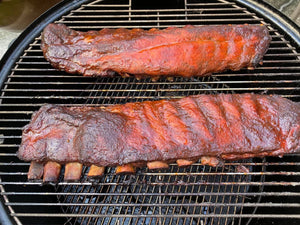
[0,0,300,224]
[58,160,254,225]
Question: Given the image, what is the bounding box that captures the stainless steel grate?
[0,0,299,224]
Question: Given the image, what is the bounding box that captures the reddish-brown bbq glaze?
[17,94,300,168]
[41,24,271,78]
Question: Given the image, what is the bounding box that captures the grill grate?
[0,0,300,224]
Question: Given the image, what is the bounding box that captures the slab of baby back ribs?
[41,24,271,79]
[17,94,300,182]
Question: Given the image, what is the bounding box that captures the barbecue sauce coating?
[41,24,271,78]
[17,94,300,167]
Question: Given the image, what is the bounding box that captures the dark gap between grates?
[57,162,256,225]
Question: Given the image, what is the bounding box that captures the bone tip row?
[27,157,222,182]
[28,161,106,183]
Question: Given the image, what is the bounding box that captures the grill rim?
[0,0,300,224]
[237,0,300,46]
[0,197,12,225]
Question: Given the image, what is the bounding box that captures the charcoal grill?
[0,0,300,224]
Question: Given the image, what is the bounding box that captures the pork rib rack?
[17,94,300,182]
[41,24,271,79]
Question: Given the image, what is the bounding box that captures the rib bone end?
[200,156,222,167]
[147,161,169,170]
[116,164,136,174]
[87,165,105,177]
[28,161,44,180]
[176,159,196,167]
[43,161,61,183]
[64,162,83,181]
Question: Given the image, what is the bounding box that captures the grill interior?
[0,0,300,224]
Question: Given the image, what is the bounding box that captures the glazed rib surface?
[17,94,300,167]
[41,24,271,78]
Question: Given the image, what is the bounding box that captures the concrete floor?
[0,0,60,59]
[0,0,299,60]
[0,29,19,59]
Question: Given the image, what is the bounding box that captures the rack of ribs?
[17,94,300,182]
[41,24,271,79]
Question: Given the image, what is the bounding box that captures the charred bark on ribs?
[17,94,300,182]
[41,24,271,79]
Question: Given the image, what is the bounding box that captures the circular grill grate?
[0,0,299,225]
[57,161,256,225]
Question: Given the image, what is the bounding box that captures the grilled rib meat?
[41,24,271,78]
[18,94,300,171]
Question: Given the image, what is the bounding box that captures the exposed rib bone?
[201,156,221,167]
[116,164,136,174]
[87,165,105,177]
[64,162,83,181]
[176,159,196,167]
[43,161,61,183]
[28,161,44,180]
[147,161,169,170]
